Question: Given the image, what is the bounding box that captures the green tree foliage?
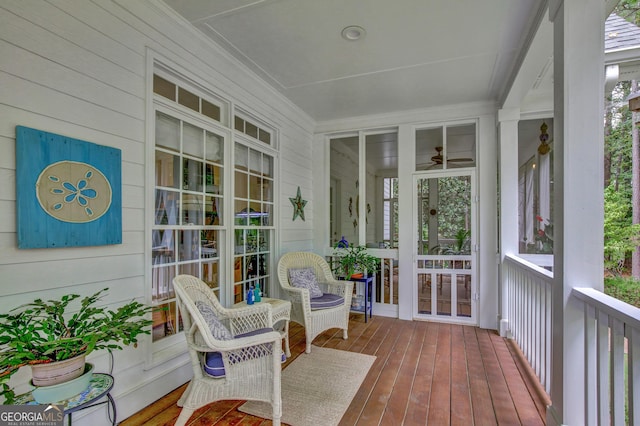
[603,76,640,276]
[606,81,633,190]
[615,0,640,24]
[419,176,471,254]
[604,185,640,274]
[436,176,471,239]
[605,276,640,307]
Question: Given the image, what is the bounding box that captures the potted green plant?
[332,245,380,278]
[441,229,471,255]
[0,288,152,404]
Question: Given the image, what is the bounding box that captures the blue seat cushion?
[203,352,226,377]
[310,293,344,310]
[202,328,286,378]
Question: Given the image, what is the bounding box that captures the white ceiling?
[163,0,547,123]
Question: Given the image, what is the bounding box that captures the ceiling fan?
[417,146,474,170]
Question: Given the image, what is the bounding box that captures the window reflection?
[182,194,203,226]
[205,196,221,225]
[155,190,179,225]
[183,158,203,191]
[152,229,174,263]
[233,143,274,304]
[178,229,199,262]
[155,151,180,188]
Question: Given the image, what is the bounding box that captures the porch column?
[397,124,413,321]
[548,0,605,425]
[497,107,520,337]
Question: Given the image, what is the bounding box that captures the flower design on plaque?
[36,161,112,223]
[15,126,122,248]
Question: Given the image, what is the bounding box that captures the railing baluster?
[544,283,551,394]
[611,318,625,426]
[526,273,532,363]
[585,304,596,426]
[572,287,640,426]
[502,255,553,398]
[597,308,610,426]
[628,326,639,426]
[534,279,540,379]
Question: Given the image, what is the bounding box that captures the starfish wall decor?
[289,186,308,221]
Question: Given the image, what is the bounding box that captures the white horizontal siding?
[0,105,146,163]
[0,232,144,265]
[0,72,145,141]
[0,0,315,423]
[0,39,145,120]
[0,254,145,295]
[0,3,145,97]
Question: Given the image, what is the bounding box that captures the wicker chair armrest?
[281,285,310,305]
[222,303,273,335]
[220,329,282,350]
[191,326,281,353]
[322,279,353,297]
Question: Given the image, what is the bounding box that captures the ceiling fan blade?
[448,157,474,162]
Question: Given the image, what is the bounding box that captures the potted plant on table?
[332,245,380,279]
[0,288,152,404]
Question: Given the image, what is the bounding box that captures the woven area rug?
[239,346,376,426]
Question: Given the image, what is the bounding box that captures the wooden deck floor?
[121,315,550,425]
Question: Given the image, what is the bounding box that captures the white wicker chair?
[172,274,282,426]
[277,252,354,354]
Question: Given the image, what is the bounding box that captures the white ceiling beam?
[501,15,553,109]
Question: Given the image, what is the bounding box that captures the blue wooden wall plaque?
[16,126,122,248]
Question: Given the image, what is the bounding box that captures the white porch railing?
[370,248,399,307]
[504,254,640,425]
[572,287,640,425]
[503,254,553,394]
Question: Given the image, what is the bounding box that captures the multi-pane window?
[154,74,222,123]
[234,115,272,145]
[152,109,225,342]
[233,143,274,303]
[151,71,277,346]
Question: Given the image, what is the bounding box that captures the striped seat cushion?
[288,267,324,298]
[195,301,233,341]
[309,293,344,310]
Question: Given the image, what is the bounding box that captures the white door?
[413,171,477,323]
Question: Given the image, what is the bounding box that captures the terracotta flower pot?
[31,354,86,387]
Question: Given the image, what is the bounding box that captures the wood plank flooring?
[121,315,550,425]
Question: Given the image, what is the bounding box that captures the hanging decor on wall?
[537,121,551,155]
[15,126,122,248]
[289,186,308,221]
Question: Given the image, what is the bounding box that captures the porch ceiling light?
[341,25,365,41]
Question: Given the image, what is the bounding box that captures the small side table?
[342,275,374,322]
[232,297,291,357]
[13,373,116,426]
